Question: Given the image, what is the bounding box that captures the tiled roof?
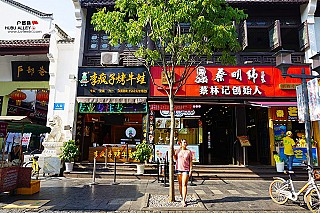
[58,38,75,44]
[80,0,308,7]
[80,0,115,7]
[1,0,53,18]
[0,39,50,48]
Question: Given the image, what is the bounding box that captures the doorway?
[202,105,235,165]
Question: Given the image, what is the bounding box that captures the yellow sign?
[279,83,300,90]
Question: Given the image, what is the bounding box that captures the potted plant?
[273,151,284,173]
[130,142,153,174]
[59,140,80,172]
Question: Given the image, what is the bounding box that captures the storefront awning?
[247,101,297,107]
[76,97,147,104]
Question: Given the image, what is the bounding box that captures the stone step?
[65,162,312,181]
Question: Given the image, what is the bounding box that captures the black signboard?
[12,61,49,81]
[77,67,148,97]
[0,96,2,114]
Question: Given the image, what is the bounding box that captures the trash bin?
[276,162,284,172]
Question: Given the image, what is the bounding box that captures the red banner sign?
[150,66,310,98]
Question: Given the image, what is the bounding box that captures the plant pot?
[65,162,74,172]
[276,162,284,173]
[136,164,145,174]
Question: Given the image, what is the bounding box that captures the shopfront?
[75,67,148,162]
[0,61,50,151]
[149,65,317,165]
[269,106,318,166]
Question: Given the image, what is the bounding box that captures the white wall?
[300,0,318,64]
[315,17,320,52]
[0,1,53,40]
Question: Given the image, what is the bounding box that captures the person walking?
[174,139,193,207]
[283,131,296,173]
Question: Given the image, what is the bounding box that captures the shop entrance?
[201,105,235,165]
[200,105,269,165]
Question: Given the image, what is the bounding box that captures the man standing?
[283,131,296,173]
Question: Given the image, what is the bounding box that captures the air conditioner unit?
[101,52,120,65]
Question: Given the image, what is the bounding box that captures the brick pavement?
[0,176,311,212]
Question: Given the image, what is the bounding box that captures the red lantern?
[10,90,26,106]
[36,90,49,106]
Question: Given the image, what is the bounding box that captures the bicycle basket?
[313,170,320,180]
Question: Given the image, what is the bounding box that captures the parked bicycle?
[269,162,320,212]
[23,149,41,180]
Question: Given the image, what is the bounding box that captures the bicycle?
[24,149,41,180]
[269,162,320,212]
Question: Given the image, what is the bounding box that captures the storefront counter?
[279,147,318,166]
[89,144,138,163]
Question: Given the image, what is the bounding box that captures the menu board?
[237,136,251,147]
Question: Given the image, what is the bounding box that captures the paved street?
[0,176,311,212]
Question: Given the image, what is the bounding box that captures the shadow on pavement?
[0,184,144,211]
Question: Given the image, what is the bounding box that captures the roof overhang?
[247,101,297,107]
[0,116,32,123]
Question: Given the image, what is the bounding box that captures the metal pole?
[104,148,107,168]
[125,143,129,163]
[112,155,119,185]
[90,158,97,185]
[301,68,314,170]
[157,158,160,183]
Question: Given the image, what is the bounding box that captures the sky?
[16,0,76,37]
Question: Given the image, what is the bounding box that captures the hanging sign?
[307,78,320,121]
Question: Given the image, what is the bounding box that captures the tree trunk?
[168,89,175,202]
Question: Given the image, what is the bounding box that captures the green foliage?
[91,0,247,67]
[59,140,80,162]
[130,142,153,163]
[273,154,283,163]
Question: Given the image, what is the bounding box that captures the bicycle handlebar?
[301,161,314,171]
[28,149,42,155]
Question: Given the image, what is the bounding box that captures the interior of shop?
[84,113,144,147]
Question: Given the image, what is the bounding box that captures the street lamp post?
[274,50,320,169]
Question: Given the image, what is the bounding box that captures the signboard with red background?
[150,66,310,98]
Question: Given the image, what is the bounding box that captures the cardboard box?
[17,180,40,195]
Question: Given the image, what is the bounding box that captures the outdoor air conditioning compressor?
[100,52,120,65]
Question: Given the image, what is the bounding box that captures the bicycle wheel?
[306,188,320,213]
[269,179,289,204]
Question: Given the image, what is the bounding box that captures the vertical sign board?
[296,85,306,123]
[307,78,320,121]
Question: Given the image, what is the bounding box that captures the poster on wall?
[155,118,181,129]
[273,124,286,141]
[154,144,199,162]
[279,147,318,166]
